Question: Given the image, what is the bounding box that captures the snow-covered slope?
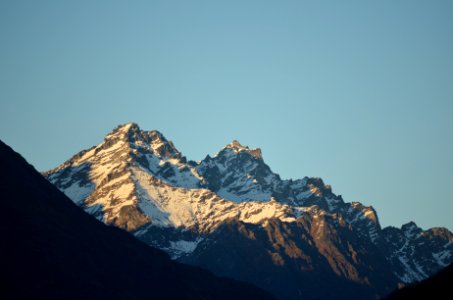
[46,124,297,232]
[44,123,453,299]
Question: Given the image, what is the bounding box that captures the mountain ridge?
[44,123,453,300]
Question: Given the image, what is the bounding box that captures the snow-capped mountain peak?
[111,122,139,134]
[401,221,422,238]
[106,123,181,160]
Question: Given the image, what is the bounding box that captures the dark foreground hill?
[0,140,274,300]
[385,263,453,300]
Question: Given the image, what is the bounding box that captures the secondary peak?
[224,140,262,159]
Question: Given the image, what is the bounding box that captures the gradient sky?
[1,1,452,231]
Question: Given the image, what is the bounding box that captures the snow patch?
[167,238,203,259]
[62,182,95,205]
[433,250,452,267]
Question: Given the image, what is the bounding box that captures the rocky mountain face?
[44,123,453,300]
[0,139,275,300]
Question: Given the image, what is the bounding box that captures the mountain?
[0,139,275,300]
[44,123,453,300]
[385,262,453,300]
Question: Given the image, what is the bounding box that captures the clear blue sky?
[1,1,452,231]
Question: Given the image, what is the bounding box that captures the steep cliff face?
[45,123,453,300]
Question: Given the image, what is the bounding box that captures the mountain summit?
[45,123,453,300]
[224,139,263,159]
